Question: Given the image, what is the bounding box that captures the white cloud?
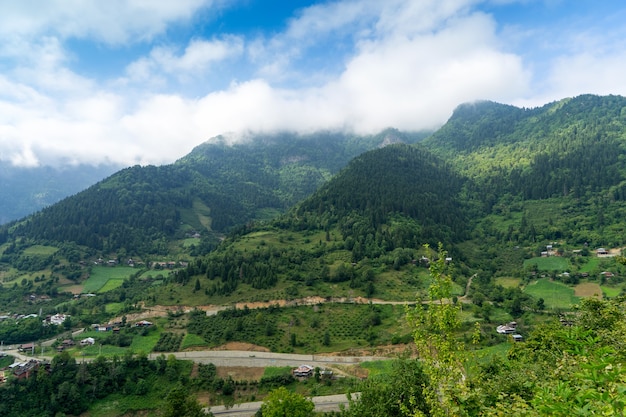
[124,36,244,85]
[542,52,626,102]
[1,0,625,168]
[0,0,215,44]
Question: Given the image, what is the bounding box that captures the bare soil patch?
[61,284,84,295]
[320,344,416,357]
[574,282,603,299]
[212,342,270,352]
[216,366,265,381]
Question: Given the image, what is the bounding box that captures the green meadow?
[83,266,137,293]
[523,256,570,271]
[524,278,579,309]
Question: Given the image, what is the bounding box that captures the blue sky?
[1,0,626,167]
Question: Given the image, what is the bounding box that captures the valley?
[1,95,626,415]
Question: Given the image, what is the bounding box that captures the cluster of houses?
[5,360,46,381]
[496,321,523,342]
[151,261,189,269]
[44,313,69,326]
[540,245,619,258]
[91,320,153,333]
[0,313,38,321]
[91,257,188,269]
[56,337,95,352]
[27,294,51,303]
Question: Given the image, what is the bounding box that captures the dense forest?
[424,95,626,207]
[1,130,426,256]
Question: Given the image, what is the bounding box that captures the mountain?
[423,94,626,206]
[4,94,626,303]
[166,143,468,301]
[294,143,469,245]
[0,162,120,224]
[171,94,626,302]
[1,129,429,255]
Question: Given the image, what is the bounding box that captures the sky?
[1,0,626,168]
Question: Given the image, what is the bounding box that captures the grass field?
[262,366,293,379]
[494,277,521,288]
[98,279,125,293]
[130,330,161,353]
[601,285,623,297]
[360,360,394,377]
[524,279,578,309]
[105,303,125,314]
[180,333,207,350]
[523,256,570,271]
[22,245,59,256]
[578,257,601,273]
[83,266,136,293]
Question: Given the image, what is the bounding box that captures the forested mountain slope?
[2,130,426,255]
[172,144,470,300]
[293,143,469,245]
[423,94,626,207]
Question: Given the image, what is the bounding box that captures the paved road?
[208,393,356,416]
[148,350,389,368]
[5,347,390,369]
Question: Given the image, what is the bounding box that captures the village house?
[134,320,153,327]
[80,337,95,346]
[18,343,35,353]
[46,313,68,326]
[496,321,518,334]
[10,360,41,380]
[57,339,75,352]
[92,323,113,332]
[293,364,314,377]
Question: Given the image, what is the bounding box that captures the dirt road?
[208,393,357,416]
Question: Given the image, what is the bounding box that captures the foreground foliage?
[257,386,314,417]
[345,253,626,416]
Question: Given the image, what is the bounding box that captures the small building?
[48,314,68,326]
[134,320,153,327]
[512,334,523,342]
[11,360,40,380]
[18,343,35,353]
[496,322,517,334]
[80,337,95,346]
[293,364,314,377]
[57,339,75,352]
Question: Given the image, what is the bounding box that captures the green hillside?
[2,94,626,320]
[2,95,626,416]
[158,144,470,304]
[0,129,427,257]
